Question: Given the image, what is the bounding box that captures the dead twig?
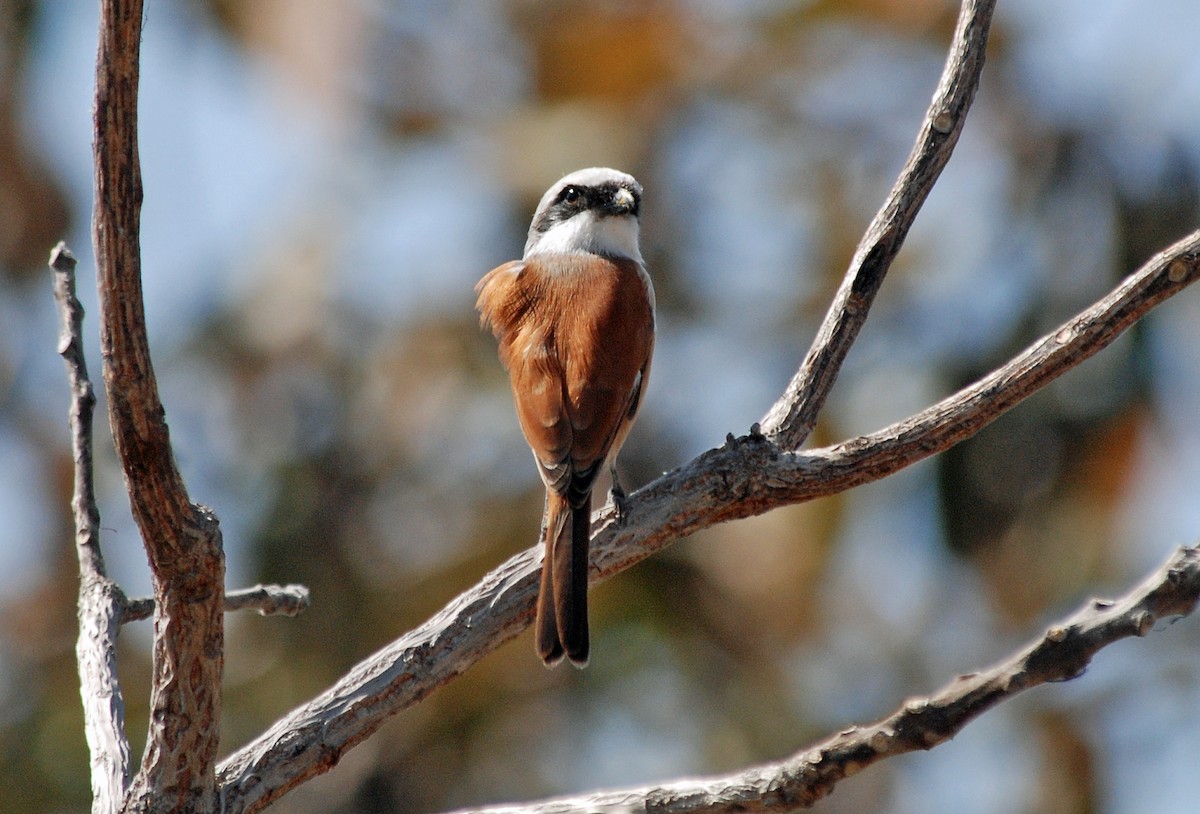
[51,242,131,814]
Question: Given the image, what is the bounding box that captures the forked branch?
[216,231,1200,810]
[759,0,999,449]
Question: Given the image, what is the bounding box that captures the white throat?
[524,211,643,264]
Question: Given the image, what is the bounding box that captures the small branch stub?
[931,111,954,133]
[120,584,312,625]
[1167,256,1193,283]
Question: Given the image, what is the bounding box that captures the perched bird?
[476,168,655,667]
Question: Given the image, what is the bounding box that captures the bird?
[476,167,655,667]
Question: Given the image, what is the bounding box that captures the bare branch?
[120,584,311,625]
[223,583,310,616]
[92,0,224,807]
[759,0,998,450]
[594,231,1200,575]
[51,242,132,814]
[216,230,1200,812]
[52,244,105,579]
[448,545,1200,813]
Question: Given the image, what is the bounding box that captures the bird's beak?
[607,187,636,216]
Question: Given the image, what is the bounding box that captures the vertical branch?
[92,0,225,809]
[759,0,997,449]
[52,243,132,814]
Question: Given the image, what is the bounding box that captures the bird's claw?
[609,467,629,523]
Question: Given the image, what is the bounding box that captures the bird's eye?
[561,186,582,205]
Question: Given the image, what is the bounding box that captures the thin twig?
[216,231,1200,814]
[52,242,132,814]
[759,0,998,450]
[52,243,105,579]
[120,584,311,625]
[447,545,1200,813]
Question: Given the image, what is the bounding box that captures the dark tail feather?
[554,495,591,667]
[535,494,567,666]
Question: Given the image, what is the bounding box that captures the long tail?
[535,490,591,667]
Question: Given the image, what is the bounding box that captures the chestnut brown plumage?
[476,168,654,666]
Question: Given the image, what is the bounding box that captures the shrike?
[476,167,655,667]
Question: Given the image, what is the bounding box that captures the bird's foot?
[609,465,629,524]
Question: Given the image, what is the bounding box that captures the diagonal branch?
[447,545,1200,813]
[595,231,1200,575]
[215,225,1200,812]
[51,242,131,814]
[92,0,224,807]
[759,0,998,450]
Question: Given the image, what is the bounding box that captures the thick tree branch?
[119,584,311,625]
[216,230,1200,811]
[449,545,1200,813]
[92,0,224,808]
[51,242,132,814]
[759,0,997,450]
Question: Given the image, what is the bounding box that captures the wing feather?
[476,254,654,498]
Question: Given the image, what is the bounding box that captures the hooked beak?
[604,186,637,217]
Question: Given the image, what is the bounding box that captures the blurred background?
[2,0,1200,811]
